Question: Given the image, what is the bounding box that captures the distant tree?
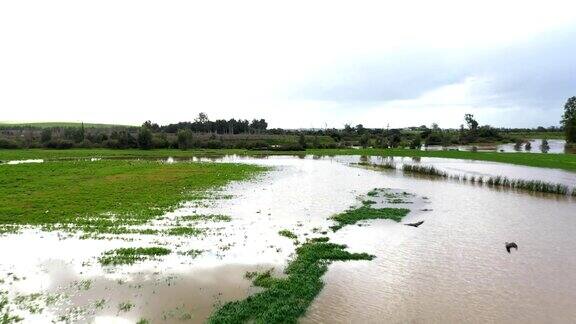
[259,119,268,132]
[137,127,153,149]
[464,114,479,132]
[71,123,85,143]
[177,129,194,149]
[359,134,370,148]
[458,124,465,139]
[409,136,421,149]
[525,141,532,151]
[388,130,402,148]
[312,136,321,148]
[298,133,307,149]
[195,112,209,124]
[356,124,365,135]
[343,124,353,135]
[514,139,523,151]
[110,130,136,148]
[441,134,451,147]
[561,96,576,143]
[327,129,342,142]
[193,113,210,133]
[142,120,160,131]
[250,119,269,134]
[477,126,500,139]
[420,126,431,140]
[540,139,550,153]
[41,129,52,143]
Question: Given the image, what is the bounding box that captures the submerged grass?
[331,205,410,231]
[208,238,373,324]
[179,214,232,222]
[98,247,171,266]
[0,160,265,233]
[164,227,204,236]
[1,291,22,323]
[400,163,571,195]
[278,229,297,239]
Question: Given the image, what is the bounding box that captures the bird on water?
[506,242,518,253]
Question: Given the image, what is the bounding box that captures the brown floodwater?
[1,155,575,323]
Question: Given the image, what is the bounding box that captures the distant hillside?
[0,122,135,128]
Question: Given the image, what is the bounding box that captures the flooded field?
[424,139,573,154]
[1,155,575,323]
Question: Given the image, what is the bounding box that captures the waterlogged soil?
[1,155,575,323]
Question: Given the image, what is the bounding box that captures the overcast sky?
[1,0,575,128]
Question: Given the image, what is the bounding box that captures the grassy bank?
[1,147,575,172]
[504,131,564,139]
[0,160,265,231]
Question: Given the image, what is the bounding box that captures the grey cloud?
[295,26,576,114]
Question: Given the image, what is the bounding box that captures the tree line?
[1,101,574,151]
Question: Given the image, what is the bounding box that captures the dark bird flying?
[404,220,424,227]
[505,242,518,253]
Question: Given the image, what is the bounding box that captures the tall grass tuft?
[363,161,571,196]
[402,164,447,177]
[357,161,396,170]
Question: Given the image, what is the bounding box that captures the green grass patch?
[177,249,204,258]
[179,214,231,222]
[0,225,21,235]
[331,205,410,231]
[98,247,171,266]
[1,291,23,323]
[0,160,265,233]
[0,122,134,128]
[118,301,134,312]
[278,229,297,239]
[2,147,576,172]
[164,227,204,236]
[208,238,373,324]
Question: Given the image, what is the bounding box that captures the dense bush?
[43,139,74,149]
[0,139,20,149]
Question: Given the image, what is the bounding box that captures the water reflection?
[423,139,571,154]
[5,159,44,165]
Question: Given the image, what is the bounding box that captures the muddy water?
[1,155,575,323]
[303,177,576,323]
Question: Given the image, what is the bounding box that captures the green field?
[503,131,564,139]
[0,122,135,128]
[0,160,264,231]
[1,148,576,172]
